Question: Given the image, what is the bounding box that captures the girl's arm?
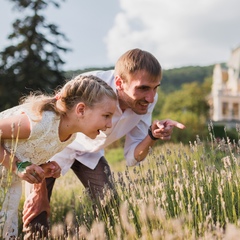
[0,113,31,139]
[0,145,44,183]
[0,113,31,170]
[0,114,45,183]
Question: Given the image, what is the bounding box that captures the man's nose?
[145,90,155,103]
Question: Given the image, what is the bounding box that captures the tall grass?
[3,125,240,239]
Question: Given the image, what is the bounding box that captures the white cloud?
[1,0,239,70]
[105,0,240,69]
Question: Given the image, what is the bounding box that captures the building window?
[233,103,239,118]
[222,102,228,116]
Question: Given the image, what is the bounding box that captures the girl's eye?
[103,114,113,119]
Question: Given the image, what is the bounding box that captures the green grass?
[27,137,240,238]
[3,127,240,239]
[105,147,124,164]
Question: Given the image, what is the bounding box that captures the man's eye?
[139,87,149,91]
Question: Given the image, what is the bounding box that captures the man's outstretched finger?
[174,121,185,129]
[161,120,185,129]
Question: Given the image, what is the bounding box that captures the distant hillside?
[161,65,214,93]
[64,64,215,93]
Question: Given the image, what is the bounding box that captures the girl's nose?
[106,119,112,128]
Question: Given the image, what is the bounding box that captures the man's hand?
[40,161,61,178]
[151,119,185,140]
[22,180,50,227]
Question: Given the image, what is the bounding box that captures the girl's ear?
[115,75,124,90]
[76,102,86,116]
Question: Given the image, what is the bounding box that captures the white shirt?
[51,70,158,175]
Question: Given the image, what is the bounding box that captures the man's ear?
[76,102,86,116]
[115,75,124,91]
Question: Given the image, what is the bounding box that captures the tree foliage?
[162,82,210,116]
[157,79,212,143]
[0,0,69,111]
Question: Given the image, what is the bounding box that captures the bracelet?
[148,125,158,140]
[16,161,32,173]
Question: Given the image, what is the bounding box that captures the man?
[23,48,185,234]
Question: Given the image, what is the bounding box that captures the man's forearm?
[33,179,47,193]
[134,135,156,162]
[23,179,50,227]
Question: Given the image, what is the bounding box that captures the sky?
[1,0,240,71]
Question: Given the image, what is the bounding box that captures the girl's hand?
[40,161,61,178]
[16,163,45,184]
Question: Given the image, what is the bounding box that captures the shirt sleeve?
[123,94,158,166]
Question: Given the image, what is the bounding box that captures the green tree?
[159,81,211,143]
[152,88,166,120]
[161,82,209,117]
[0,0,69,111]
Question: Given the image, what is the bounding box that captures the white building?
[209,46,240,127]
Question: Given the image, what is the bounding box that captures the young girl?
[0,75,117,239]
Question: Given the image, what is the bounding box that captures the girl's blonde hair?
[114,48,162,83]
[20,75,117,117]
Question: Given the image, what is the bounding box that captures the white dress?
[0,104,76,239]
